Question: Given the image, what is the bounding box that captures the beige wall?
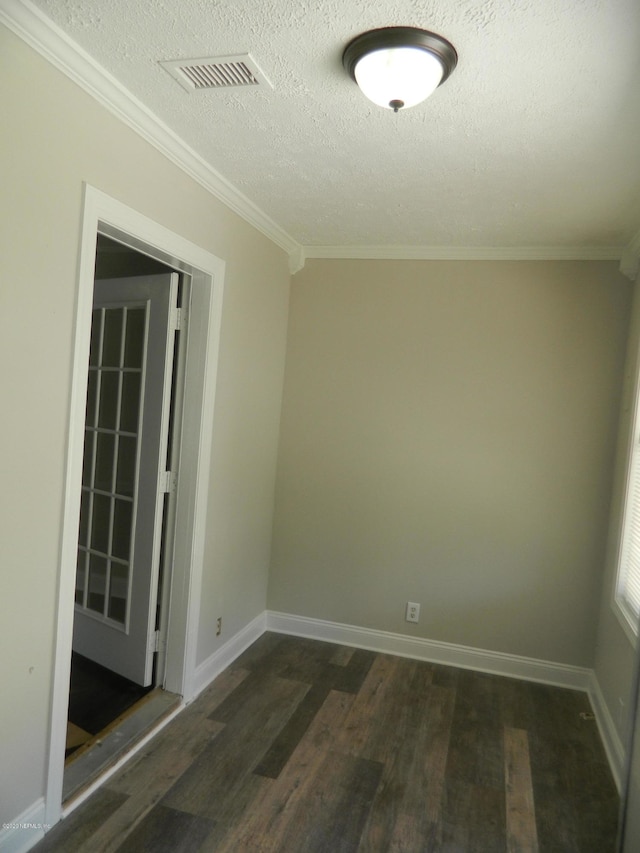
[269,259,632,666]
[594,278,640,744]
[0,26,290,824]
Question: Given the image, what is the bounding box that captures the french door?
[73,273,178,686]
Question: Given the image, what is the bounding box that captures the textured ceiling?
[26,0,640,251]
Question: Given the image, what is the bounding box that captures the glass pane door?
[76,304,147,630]
[73,272,178,686]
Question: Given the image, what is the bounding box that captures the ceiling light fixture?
[342,26,457,113]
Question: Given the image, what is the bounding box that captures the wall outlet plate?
[406,602,420,623]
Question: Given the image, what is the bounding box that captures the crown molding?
[288,244,306,275]
[620,229,640,281]
[303,244,625,262]
[0,0,303,269]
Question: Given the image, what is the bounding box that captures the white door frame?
[45,184,225,825]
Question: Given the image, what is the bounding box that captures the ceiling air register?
[160,54,272,93]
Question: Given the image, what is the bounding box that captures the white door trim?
[45,184,225,827]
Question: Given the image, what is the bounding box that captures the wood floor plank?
[217,751,382,853]
[328,648,375,693]
[333,653,403,759]
[208,669,286,725]
[349,657,425,763]
[453,670,504,787]
[438,782,507,853]
[467,783,507,852]
[331,645,355,666]
[430,661,461,690]
[439,667,507,849]
[527,683,618,853]
[106,717,223,797]
[256,634,338,685]
[390,679,454,824]
[504,726,539,853]
[253,680,332,778]
[31,788,128,852]
[497,674,535,732]
[162,675,308,822]
[114,804,214,852]
[230,631,285,670]
[180,664,250,719]
[527,765,580,853]
[211,688,356,851]
[272,752,382,853]
[468,671,505,789]
[358,679,455,851]
[254,647,374,778]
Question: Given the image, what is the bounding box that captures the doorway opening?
[46,185,226,827]
[63,235,185,800]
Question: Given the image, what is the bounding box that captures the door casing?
[45,184,225,825]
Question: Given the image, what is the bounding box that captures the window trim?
[613,341,640,648]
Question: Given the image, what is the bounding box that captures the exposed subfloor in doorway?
[64,653,180,803]
[66,653,153,758]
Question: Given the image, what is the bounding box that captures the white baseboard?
[266,611,592,691]
[191,611,267,699]
[0,799,47,853]
[588,671,625,792]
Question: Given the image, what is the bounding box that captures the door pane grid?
[76,304,147,630]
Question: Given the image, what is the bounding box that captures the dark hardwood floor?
[36,633,619,852]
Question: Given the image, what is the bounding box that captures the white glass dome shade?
[354,46,444,110]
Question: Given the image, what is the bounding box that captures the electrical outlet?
[216,617,222,636]
[406,601,420,623]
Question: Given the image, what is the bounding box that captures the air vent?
[160,54,272,93]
